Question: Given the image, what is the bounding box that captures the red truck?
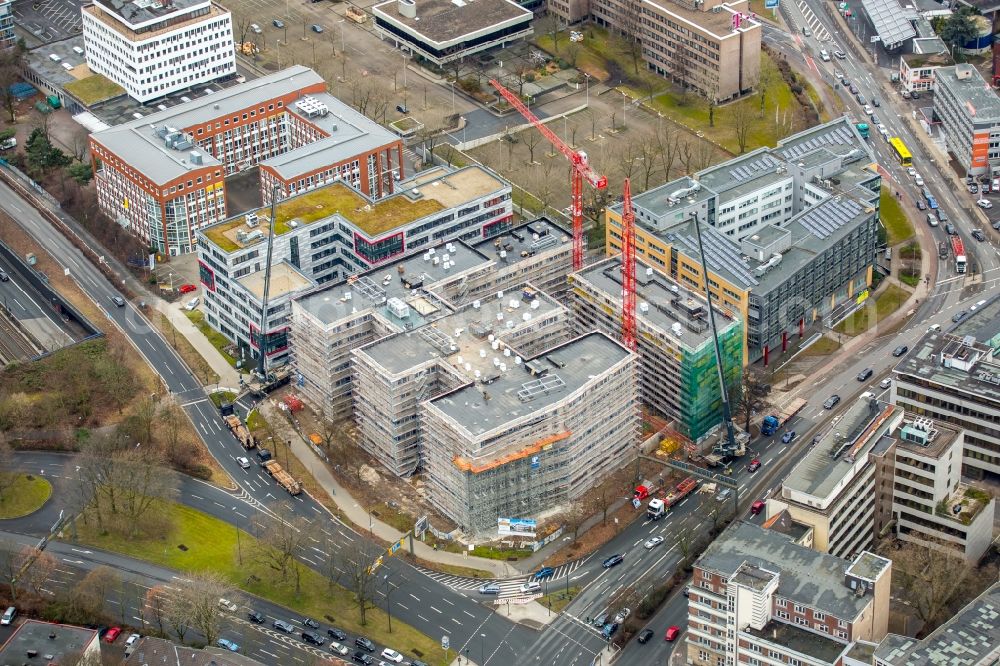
[634,480,657,501]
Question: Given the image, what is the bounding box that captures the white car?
[914,175,924,187]
[124,633,141,648]
[906,167,916,177]
[520,581,542,594]
[218,598,238,612]
[977,199,993,209]
[863,104,872,115]
[644,536,664,549]
[380,648,404,663]
[185,297,200,311]
[614,607,631,623]
[236,456,251,469]
[330,642,349,656]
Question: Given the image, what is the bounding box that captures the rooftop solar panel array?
[667,224,759,288]
[861,0,915,47]
[778,126,857,161]
[727,154,779,182]
[797,198,865,240]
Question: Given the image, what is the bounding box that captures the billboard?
[498,517,537,537]
[765,0,779,8]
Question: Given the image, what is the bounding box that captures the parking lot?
[12,0,84,44]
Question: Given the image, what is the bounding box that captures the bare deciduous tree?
[0,46,26,124]
[885,538,977,628]
[78,566,121,619]
[730,102,756,155]
[638,137,662,192]
[617,0,644,75]
[333,539,385,626]
[657,126,679,183]
[523,127,543,165]
[730,368,771,434]
[757,54,779,118]
[21,548,56,596]
[172,572,236,645]
[144,585,171,637]
[255,514,310,594]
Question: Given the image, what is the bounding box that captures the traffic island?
[0,474,52,519]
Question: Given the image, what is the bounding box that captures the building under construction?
[422,331,637,535]
[352,285,570,476]
[570,256,742,442]
[290,218,573,422]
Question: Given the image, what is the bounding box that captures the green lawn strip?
[245,409,268,432]
[539,586,581,614]
[209,391,237,408]
[879,188,915,245]
[0,474,52,518]
[801,336,841,356]
[183,310,238,367]
[70,503,448,665]
[834,284,911,335]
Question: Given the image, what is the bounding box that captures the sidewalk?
[153,298,242,388]
[256,400,522,579]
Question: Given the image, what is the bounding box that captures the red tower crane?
[620,178,637,350]
[489,79,607,270]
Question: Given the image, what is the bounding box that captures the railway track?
[0,309,41,364]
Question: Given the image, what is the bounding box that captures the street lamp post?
[383,574,393,633]
[338,19,346,54]
[233,506,242,564]
[480,633,486,665]
[585,73,590,106]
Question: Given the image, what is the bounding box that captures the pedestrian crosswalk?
[416,559,585,596]
[796,0,832,42]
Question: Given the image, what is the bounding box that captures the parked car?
[302,631,325,646]
[969,183,979,194]
[272,18,284,28]
[520,581,542,594]
[849,84,859,94]
[823,395,841,410]
[178,283,197,294]
[125,633,141,649]
[857,368,873,381]
[330,642,350,656]
[185,297,200,310]
[273,620,295,633]
[105,627,122,643]
[237,456,251,469]
[780,430,797,444]
[992,220,1000,231]
[396,104,409,114]
[478,583,501,594]
[984,182,992,193]
[747,458,761,472]
[355,637,376,652]
[879,378,892,390]
[381,648,404,663]
[644,536,664,549]
[311,24,324,32]
[1,607,15,625]
[250,23,262,33]
[534,567,555,580]
[218,598,238,612]
[327,628,348,641]
[614,608,631,624]
[892,345,909,357]
[602,554,625,568]
[972,229,987,242]
[683,586,691,597]
[0,270,7,282]
[247,610,265,623]
[665,626,681,642]
[217,638,240,652]
[638,629,655,644]
[978,199,993,209]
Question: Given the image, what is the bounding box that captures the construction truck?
[224,414,256,450]
[647,498,666,520]
[634,479,657,501]
[262,460,301,495]
[760,397,808,436]
[664,477,699,508]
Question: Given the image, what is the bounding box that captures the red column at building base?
[782,331,788,352]
[799,318,805,338]
[763,345,769,367]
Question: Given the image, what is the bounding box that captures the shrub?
[525,72,536,82]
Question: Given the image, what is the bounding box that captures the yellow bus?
[889,137,912,167]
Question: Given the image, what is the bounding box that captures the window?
[793,604,804,614]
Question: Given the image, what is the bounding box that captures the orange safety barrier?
[453,431,572,474]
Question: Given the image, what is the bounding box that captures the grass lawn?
[246,408,268,432]
[801,336,841,356]
[647,51,798,154]
[209,391,237,408]
[184,310,237,367]
[539,586,581,614]
[834,284,911,336]
[899,271,921,287]
[534,33,609,81]
[0,474,52,518]
[63,74,126,105]
[880,188,915,245]
[71,502,449,665]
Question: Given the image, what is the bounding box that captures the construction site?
[264,79,756,536]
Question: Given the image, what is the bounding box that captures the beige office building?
[551,0,760,101]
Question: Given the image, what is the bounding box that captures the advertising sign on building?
[972,130,990,169]
[498,517,537,537]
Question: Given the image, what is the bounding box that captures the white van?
[1,606,15,625]
[250,23,262,33]
[820,49,830,61]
